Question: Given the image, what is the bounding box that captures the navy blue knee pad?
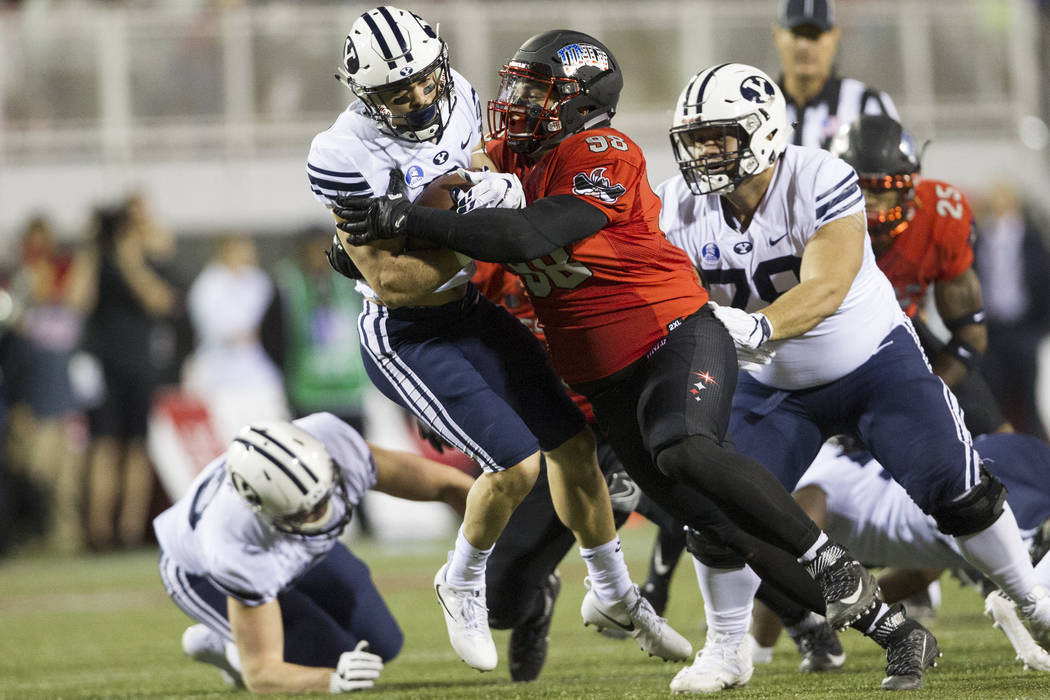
[931,467,1007,536]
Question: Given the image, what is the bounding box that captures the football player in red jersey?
[471,260,690,620]
[828,114,1010,435]
[335,29,902,661]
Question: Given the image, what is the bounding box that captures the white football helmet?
[337,6,455,142]
[226,421,350,536]
[670,63,788,194]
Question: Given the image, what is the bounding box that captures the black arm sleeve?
[402,194,609,263]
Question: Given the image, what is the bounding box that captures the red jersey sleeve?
[539,130,645,225]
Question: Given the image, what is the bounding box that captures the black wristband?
[944,337,981,370]
[943,309,986,332]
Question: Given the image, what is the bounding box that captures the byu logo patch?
[405,165,425,186]
[740,75,775,103]
[733,241,753,254]
[701,242,720,263]
[433,151,449,165]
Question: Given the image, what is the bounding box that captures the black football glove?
[415,418,451,453]
[333,168,413,246]
[325,233,362,280]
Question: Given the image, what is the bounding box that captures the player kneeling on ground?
[154,412,473,693]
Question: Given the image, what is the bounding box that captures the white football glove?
[329,640,383,693]
[452,167,525,214]
[735,346,776,373]
[709,301,776,370]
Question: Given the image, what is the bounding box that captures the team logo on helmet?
[572,167,626,203]
[740,75,775,103]
[230,471,262,508]
[343,36,359,74]
[556,43,610,76]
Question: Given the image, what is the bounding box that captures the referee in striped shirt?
[774,0,898,148]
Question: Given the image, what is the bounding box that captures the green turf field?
[2,524,1048,699]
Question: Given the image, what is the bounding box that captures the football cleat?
[987,590,1050,670]
[1018,584,1050,650]
[434,556,498,672]
[581,582,692,661]
[803,541,881,630]
[508,571,561,682]
[181,624,244,688]
[786,612,846,672]
[670,632,754,694]
[869,604,940,690]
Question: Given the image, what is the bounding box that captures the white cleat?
[181,624,244,687]
[434,556,498,672]
[581,583,692,661]
[987,590,1050,671]
[670,632,755,694]
[1019,584,1050,650]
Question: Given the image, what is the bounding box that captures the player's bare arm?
[333,224,466,308]
[932,266,987,387]
[228,597,336,693]
[368,443,473,517]
[761,211,865,340]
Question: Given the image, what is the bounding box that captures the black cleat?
[804,541,880,630]
[786,612,846,672]
[870,604,940,690]
[508,571,561,682]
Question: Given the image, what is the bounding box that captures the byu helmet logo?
[231,472,262,508]
[344,37,359,74]
[740,75,775,103]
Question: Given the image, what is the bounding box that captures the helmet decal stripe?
[691,62,732,113]
[233,437,310,494]
[377,6,412,60]
[361,13,398,68]
[247,427,320,482]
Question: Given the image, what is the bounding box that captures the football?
[415,171,473,210]
[405,171,474,255]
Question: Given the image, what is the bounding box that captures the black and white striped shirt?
[781,73,898,149]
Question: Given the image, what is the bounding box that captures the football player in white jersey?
[656,62,1050,693]
[153,413,474,694]
[307,6,689,677]
[750,432,1050,673]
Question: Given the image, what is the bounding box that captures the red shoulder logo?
[572,167,627,204]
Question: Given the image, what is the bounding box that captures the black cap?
[779,0,835,31]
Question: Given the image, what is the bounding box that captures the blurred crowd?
[0,194,374,556]
[0,183,1047,558]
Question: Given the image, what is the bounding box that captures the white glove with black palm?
[709,301,775,372]
[329,640,383,693]
[452,167,525,214]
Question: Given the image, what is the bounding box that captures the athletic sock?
[445,526,493,588]
[580,536,633,601]
[955,503,1036,602]
[797,532,830,564]
[694,557,760,636]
